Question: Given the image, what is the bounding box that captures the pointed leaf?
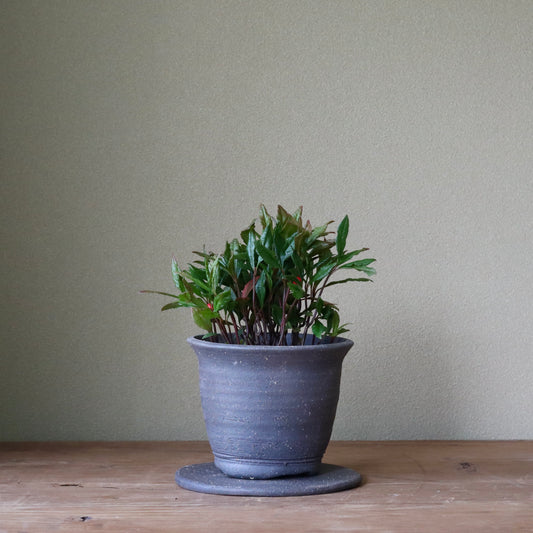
[336,215,349,255]
[240,222,256,246]
[247,233,256,269]
[140,290,180,299]
[289,283,305,299]
[161,301,183,311]
[340,258,377,276]
[312,320,327,339]
[337,248,369,265]
[272,304,283,326]
[306,223,332,246]
[313,261,336,283]
[192,308,217,331]
[259,204,271,229]
[325,277,373,287]
[255,241,281,269]
[213,288,233,312]
[280,234,296,264]
[255,269,267,307]
[327,308,340,335]
[171,256,184,291]
[186,266,211,293]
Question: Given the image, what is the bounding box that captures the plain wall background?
[1,0,532,441]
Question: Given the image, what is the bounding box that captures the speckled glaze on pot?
[187,335,353,480]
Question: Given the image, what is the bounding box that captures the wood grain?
[1,441,531,532]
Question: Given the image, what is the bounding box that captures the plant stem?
[230,312,240,343]
[302,266,338,344]
[277,284,290,345]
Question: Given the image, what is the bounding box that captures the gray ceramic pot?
[188,334,353,480]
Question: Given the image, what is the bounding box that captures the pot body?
[187,335,353,479]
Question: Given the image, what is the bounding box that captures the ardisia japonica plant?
[142,205,375,346]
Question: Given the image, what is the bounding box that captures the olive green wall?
[2,0,532,440]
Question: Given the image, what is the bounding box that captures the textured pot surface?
[188,335,353,479]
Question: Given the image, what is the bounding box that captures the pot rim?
[187,334,354,352]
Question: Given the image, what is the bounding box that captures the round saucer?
[176,462,362,497]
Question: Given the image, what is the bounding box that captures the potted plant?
[143,205,375,494]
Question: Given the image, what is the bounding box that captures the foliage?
[142,205,375,345]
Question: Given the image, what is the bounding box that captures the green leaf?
[336,215,349,255]
[280,234,296,264]
[255,269,267,307]
[247,233,256,270]
[181,292,204,304]
[356,265,376,276]
[171,257,184,291]
[213,288,233,312]
[313,261,336,283]
[337,248,369,264]
[255,241,281,269]
[327,308,340,335]
[312,320,327,339]
[340,258,376,276]
[140,290,180,299]
[272,304,283,326]
[240,222,256,246]
[342,258,376,267]
[335,325,349,336]
[289,282,305,299]
[207,255,221,293]
[192,308,217,331]
[186,266,212,293]
[325,277,373,287]
[260,228,274,253]
[306,223,331,246]
[161,301,183,311]
[291,251,305,277]
[191,250,211,259]
[259,204,271,229]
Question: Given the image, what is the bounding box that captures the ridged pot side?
[187,335,353,480]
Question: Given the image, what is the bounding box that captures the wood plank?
[0,441,531,532]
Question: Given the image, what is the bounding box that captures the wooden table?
[0,441,531,532]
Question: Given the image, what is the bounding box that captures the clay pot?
[188,334,353,479]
